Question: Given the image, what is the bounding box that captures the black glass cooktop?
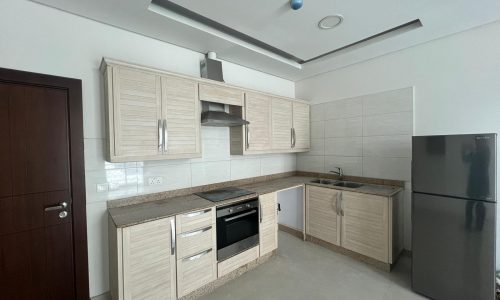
[195,187,255,202]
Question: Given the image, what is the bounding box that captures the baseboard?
[278,224,304,240]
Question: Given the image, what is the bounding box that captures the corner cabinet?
[305,186,341,246]
[259,192,278,256]
[102,60,201,162]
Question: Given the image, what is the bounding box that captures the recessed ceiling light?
[318,15,344,30]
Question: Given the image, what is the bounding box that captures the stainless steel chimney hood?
[201,102,249,127]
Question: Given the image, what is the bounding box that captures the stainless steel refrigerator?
[412,134,497,300]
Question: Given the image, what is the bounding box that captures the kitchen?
[0,1,499,300]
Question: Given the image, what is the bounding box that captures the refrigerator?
[412,134,497,300]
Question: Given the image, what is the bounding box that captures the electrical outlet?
[148,176,164,186]
[96,183,109,193]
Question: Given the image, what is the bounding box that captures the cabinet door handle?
[340,192,344,216]
[180,226,211,238]
[170,218,176,255]
[163,119,168,153]
[290,128,294,148]
[259,202,263,223]
[182,248,212,262]
[293,128,296,148]
[245,125,250,150]
[184,208,211,218]
[334,193,340,215]
[158,119,163,153]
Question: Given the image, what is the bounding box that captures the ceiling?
[31,0,500,81]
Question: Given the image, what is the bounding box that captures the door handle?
[293,128,296,148]
[290,128,294,148]
[334,193,339,215]
[184,208,211,218]
[245,125,250,150]
[44,202,68,212]
[182,248,212,262]
[260,201,263,223]
[180,226,211,238]
[163,119,168,153]
[170,218,176,255]
[339,192,344,216]
[158,119,163,153]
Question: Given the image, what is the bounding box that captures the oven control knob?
[228,208,234,213]
[246,204,251,208]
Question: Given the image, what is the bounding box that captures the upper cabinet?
[292,102,310,151]
[271,97,293,150]
[199,83,243,106]
[244,92,272,153]
[103,60,201,162]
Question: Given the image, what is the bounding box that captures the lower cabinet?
[305,186,341,246]
[259,192,278,256]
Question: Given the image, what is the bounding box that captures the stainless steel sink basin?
[333,181,364,188]
[310,179,335,185]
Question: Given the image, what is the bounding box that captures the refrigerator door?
[412,134,496,202]
[412,193,496,300]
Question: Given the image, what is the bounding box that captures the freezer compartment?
[412,192,495,300]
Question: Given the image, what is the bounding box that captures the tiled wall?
[297,87,413,181]
[85,127,297,203]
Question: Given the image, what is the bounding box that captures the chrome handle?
[293,128,296,148]
[259,202,263,223]
[290,128,293,148]
[59,211,68,219]
[182,248,212,262]
[158,119,163,153]
[334,193,339,215]
[184,208,211,218]
[170,218,176,255]
[163,119,168,153]
[224,210,257,222]
[180,226,211,238]
[44,202,68,212]
[340,192,344,216]
[245,125,250,150]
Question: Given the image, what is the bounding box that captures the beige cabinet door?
[244,92,272,152]
[271,97,293,150]
[305,186,341,245]
[259,192,278,256]
[161,76,201,158]
[292,102,310,150]
[110,66,163,161]
[340,191,389,263]
[122,217,177,300]
[199,83,244,106]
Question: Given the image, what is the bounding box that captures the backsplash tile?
[324,155,363,176]
[191,160,231,186]
[324,137,362,156]
[324,97,362,120]
[230,157,261,180]
[363,111,413,136]
[325,117,362,138]
[363,135,412,158]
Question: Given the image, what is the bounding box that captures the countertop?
[108,176,402,228]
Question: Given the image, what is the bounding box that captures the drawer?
[199,83,243,106]
[176,207,215,234]
[177,225,215,259]
[217,246,259,278]
[177,248,217,298]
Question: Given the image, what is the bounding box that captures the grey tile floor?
[199,231,427,300]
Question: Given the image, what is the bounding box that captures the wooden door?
[341,191,389,262]
[292,102,310,150]
[0,83,81,299]
[271,97,293,150]
[305,186,341,245]
[245,92,272,152]
[161,76,201,158]
[111,66,163,160]
[259,192,278,256]
[122,217,177,300]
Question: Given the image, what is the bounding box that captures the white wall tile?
[190,138,230,163]
[297,155,325,173]
[311,103,325,121]
[84,138,135,171]
[363,111,413,136]
[230,157,261,180]
[325,117,362,138]
[282,154,297,172]
[261,154,284,175]
[305,138,325,156]
[324,97,362,120]
[324,156,363,177]
[86,202,109,297]
[200,126,230,140]
[363,135,412,158]
[363,157,411,181]
[363,87,413,116]
[137,163,191,194]
[85,168,138,203]
[324,137,362,156]
[310,121,325,139]
[191,161,231,186]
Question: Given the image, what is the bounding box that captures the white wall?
[296,20,500,262]
[0,1,296,297]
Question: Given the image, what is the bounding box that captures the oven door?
[217,207,259,261]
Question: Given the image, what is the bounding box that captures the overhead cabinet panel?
[199,83,244,106]
[244,92,272,152]
[271,98,293,150]
[292,102,310,150]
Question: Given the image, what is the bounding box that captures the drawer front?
[217,246,259,278]
[177,226,215,259]
[177,248,217,297]
[199,83,243,106]
[176,207,215,234]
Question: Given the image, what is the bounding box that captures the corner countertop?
[108,176,402,228]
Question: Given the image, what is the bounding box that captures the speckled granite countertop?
[108,176,402,228]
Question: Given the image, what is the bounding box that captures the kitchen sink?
[333,181,364,188]
[310,179,335,185]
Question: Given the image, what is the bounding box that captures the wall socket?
[96,183,109,193]
[147,176,164,186]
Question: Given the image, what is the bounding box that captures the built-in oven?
[216,198,259,261]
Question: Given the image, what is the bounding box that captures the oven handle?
[224,209,257,222]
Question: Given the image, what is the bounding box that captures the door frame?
[0,67,89,299]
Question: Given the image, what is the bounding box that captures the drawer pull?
[183,248,212,262]
[180,226,211,238]
[184,208,211,218]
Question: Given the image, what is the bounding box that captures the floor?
[199,232,426,300]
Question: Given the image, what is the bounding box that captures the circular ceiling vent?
[318,15,344,29]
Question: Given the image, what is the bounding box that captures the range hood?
[201,101,249,127]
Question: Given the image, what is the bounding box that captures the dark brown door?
[0,82,78,299]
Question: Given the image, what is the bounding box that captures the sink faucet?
[330,167,344,180]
